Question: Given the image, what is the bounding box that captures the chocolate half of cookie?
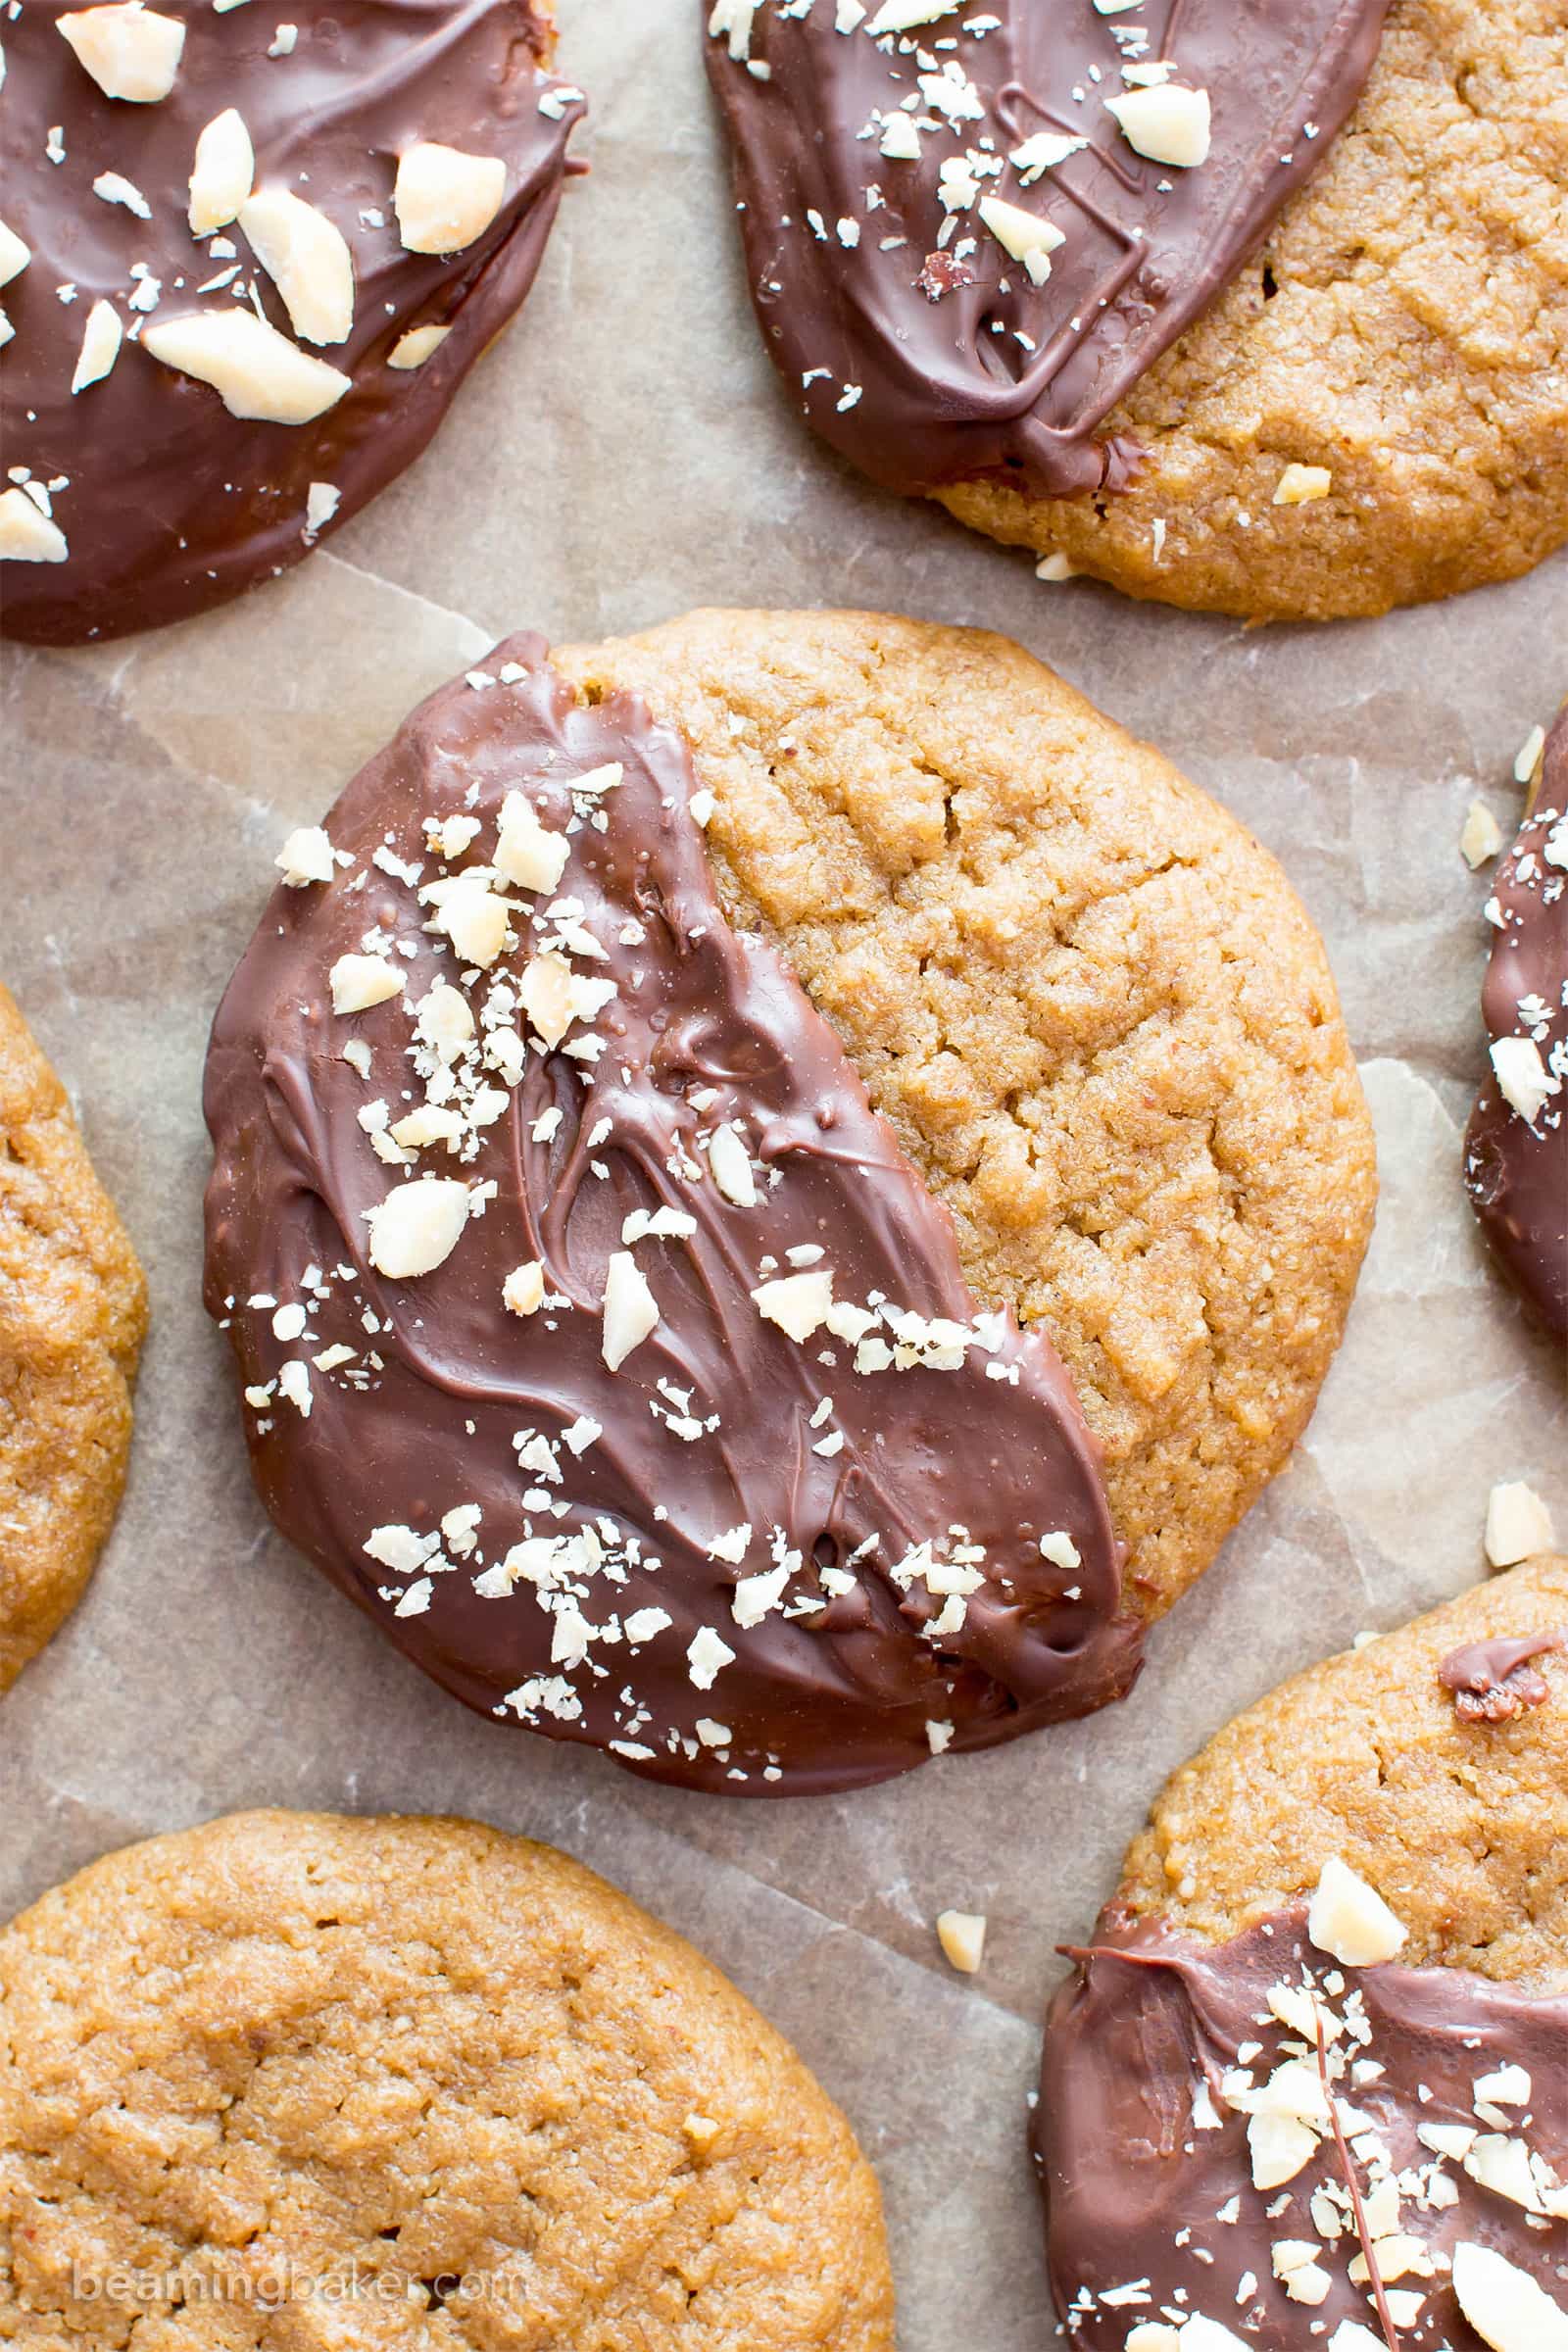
[703,0,1388,502]
[1035,1560,1568,2350]
[1464,709,1568,1348]
[0,1,585,645]
[203,633,1139,1796]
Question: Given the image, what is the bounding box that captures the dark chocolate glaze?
[0,1,584,646]
[704,0,1390,502]
[203,635,1140,1796]
[1038,1904,1568,2348]
[1465,710,1568,1348]
[1439,1630,1563,1723]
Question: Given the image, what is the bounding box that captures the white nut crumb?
[1490,1035,1560,1127]
[686,1625,735,1690]
[503,1261,546,1317]
[0,218,29,288]
[1273,463,1332,507]
[867,0,959,28]
[239,185,355,345]
[1460,799,1504,869]
[58,2,185,101]
[707,1124,757,1206]
[366,1179,469,1279]
[602,1250,660,1370]
[752,1268,834,1341]
[1484,1480,1556,1569]
[976,194,1065,285]
[496,791,569,894]
[1451,2239,1568,2351]
[935,1909,986,1974]
[274,824,335,886]
[0,487,69,564]
[1036,551,1076,581]
[329,954,404,1014]
[1514,724,1547,787]
[388,321,452,370]
[394,141,507,255]
[71,299,122,393]
[188,107,254,233]
[141,309,352,423]
[1306,1855,1407,1968]
[1104,83,1211,169]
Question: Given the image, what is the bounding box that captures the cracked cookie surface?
[943,0,1568,620]
[0,984,145,1694]
[0,1809,894,2349]
[554,610,1377,1619]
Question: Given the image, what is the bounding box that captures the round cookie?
[1464,708,1567,1348]
[0,1809,894,2347]
[0,983,146,1694]
[0,2,585,646]
[203,612,1374,1793]
[1037,1559,1568,2350]
[707,0,1568,622]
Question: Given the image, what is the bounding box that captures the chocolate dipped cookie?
[1465,709,1567,1348]
[0,983,146,1694]
[203,611,1375,1794]
[0,0,585,645]
[1037,1557,1568,2350]
[705,0,1568,622]
[0,1809,894,2348]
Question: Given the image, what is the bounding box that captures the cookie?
[0,2,585,646]
[0,984,146,1694]
[1464,709,1567,1347]
[203,612,1374,1794]
[1036,1558,1568,2350]
[0,1809,894,2347]
[707,0,1568,623]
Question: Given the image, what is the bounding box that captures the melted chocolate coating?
[1038,1905,1568,2348]
[1464,711,1568,1347]
[203,635,1139,1795]
[0,2,584,646]
[704,0,1390,502]
[1439,1630,1563,1723]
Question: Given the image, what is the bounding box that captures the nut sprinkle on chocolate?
[0,1,586,645]
[203,636,1140,1795]
[703,0,1390,503]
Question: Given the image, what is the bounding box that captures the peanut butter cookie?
[555,611,1378,1624]
[1038,1560,1568,2349]
[0,983,146,1693]
[0,1809,894,2349]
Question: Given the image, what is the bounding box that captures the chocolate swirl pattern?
[1465,710,1568,1347]
[0,0,584,645]
[704,0,1390,503]
[1039,1903,1568,2350]
[203,637,1138,1795]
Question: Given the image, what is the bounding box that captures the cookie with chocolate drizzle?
[1037,1556,1568,2349]
[204,610,1374,1793]
[706,0,1568,621]
[0,1,585,644]
[1465,709,1568,1349]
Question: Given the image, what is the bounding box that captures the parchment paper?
[2,6,1566,2344]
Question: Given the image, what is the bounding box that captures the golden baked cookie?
[1038,1562,1568,2349]
[0,1809,894,2349]
[0,983,146,1694]
[1115,1554,1568,1982]
[945,0,1568,619]
[555,610,1378,1622]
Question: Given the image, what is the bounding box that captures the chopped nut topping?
[141,309,352,424]
[239,186,356,346]
[1104,83,1212,170]
[365,1179,469,1280]
[188,107,254,234]
[1273,463,1332,507]
[1484,1481,1556,1569]
[71,299,122,394]
[935,1908,986,1974]
[0,486,69,564]
[387,321,452,370]
[1306,1856,1407,1968]
[394,141,507,255]
[57,2,185,103]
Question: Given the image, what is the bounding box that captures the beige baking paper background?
[3,5,1567,2344]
